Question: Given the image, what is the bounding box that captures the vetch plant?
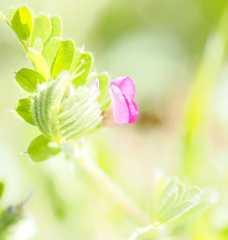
[128,178,203,240]
[1,4,205,239]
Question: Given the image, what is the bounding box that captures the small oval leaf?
[30,14,52,47]
[11,6,33,40]
[15,68,46,95]
[31,49,50,80]
[43,37,61,69]
[28,135,61,162]
[14,98,35,125]
[51,39,75,79]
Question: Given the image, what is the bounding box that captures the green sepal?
[51,39,75,79]
[15,68,46,96]
[72,53,93,88]
[0,182,4,200]
[11,6,33,40]
[27,135,61,162]
[14,98,35,125]
[30,13,51,47]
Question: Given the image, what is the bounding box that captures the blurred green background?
[1,0,228,239]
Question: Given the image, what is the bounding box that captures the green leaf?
[14,98,35,125]
[33,38,43,53]
[31,49,50,80]
[27,135,61,162]
[51,39,75,79]
[43,37,61,69]
[69,49,81,74]
[156,201,194,225]
[30,14,51,47]
[15,68,46,95]
[8,7,17,22]
[155,190,177,223]
[46,15,62,43]
[0,182,4,200]
[182,187,201,201]
[176,183,185,204]
[11,6,33,40]
[72,53,93,88]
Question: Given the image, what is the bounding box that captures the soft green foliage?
[14,98,35,125]
[10,6,33,40]
[30,14,51,47]
[27,135,61,162]
[15,68,46,96]
[50,39,75,78]
[154,178,202,226]
[1,4,110,163]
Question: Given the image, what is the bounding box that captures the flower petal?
[108,85,130,124]
[110,76,135,100]
[123,95,139,124]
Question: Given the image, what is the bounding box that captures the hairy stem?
[62,141,149,223]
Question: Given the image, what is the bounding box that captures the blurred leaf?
[51,39,75,79]
[33,38,43,52]
[176,183,185,204]
[31,49,50,80]
[30,14,51,47]
[154,178,202,227]
[14,98,35,125]
[157,201,194,225]
[0,182,4,200]
[11,6,33,41]
[27,135,61,162]
[15,68,46,96]
[69,49,81,74]
[182,187,201,201]
[155,190,177,222]
[45,15,62,44]
[8,7,17,22]
[43,37,61,69]
[72,53,93,88]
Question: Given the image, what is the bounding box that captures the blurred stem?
[128,224,155,240]
[181,5,228,179]
[62,141,149,223]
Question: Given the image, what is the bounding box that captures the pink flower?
[108,76,139,125]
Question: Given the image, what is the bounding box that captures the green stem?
[62,141,149,223]
[128,224,155,240]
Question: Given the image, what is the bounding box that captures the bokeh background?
[0,0,228,239]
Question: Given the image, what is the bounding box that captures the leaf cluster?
[1,5,111,162]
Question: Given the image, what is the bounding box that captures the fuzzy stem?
[62,141,149,223]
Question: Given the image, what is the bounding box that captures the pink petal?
[110,76,135,100]
[123,95,139,124]
[108,85,130,124]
